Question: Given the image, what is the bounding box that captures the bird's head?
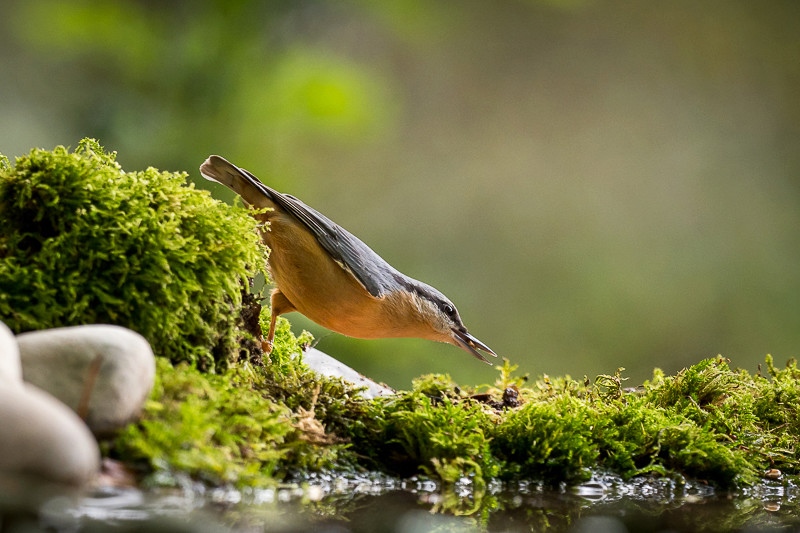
[394,282,497,364]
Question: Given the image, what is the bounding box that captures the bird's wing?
[202,156,397,298]
[246,170,397,298]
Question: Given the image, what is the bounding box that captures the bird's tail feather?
[200,155,274,208]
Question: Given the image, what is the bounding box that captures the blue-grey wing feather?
[238,168,400,298]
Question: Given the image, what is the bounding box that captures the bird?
[200,155,497,364]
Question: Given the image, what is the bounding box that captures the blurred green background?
[2,0,799,389]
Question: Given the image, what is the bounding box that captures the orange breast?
[262,211,396,338]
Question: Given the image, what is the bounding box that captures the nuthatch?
[200,155,497,364]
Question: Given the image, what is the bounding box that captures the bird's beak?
[451,328,497,365]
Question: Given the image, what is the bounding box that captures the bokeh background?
[2,0,799,389]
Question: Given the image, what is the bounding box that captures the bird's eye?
[443,304,456,317]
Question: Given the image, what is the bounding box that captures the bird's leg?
[263,288,297,354]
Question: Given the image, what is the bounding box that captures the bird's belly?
[265,217,390,339]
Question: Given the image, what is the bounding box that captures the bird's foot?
[261,338,273,355]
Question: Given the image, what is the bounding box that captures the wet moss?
[112,348,800,499]
[329,355,800,490]
[111,320,356,486]
[115,348,800,492]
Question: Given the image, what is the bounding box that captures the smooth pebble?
[18,325,156,436]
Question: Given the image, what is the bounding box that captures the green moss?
[112,349,800,491]
[114,357,291,486]
[350,383,501,486]
[340,355,800,489]
[491,395,598,482]
[0,140,267,371]
[111,315,367,487]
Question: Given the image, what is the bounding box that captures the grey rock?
[18,325,156,436]
[0,384,99,486]
[301,347,395,399]
[0,321,22,386]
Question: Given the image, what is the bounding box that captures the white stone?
[17,325,156,436]
[0,384,99,486]
[0,321,22,386]
[300,347,395,399]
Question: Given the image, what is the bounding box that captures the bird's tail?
[200,155,274,208]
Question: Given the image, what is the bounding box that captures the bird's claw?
[261,338,273,355]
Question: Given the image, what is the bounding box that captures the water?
[3,472,800,532]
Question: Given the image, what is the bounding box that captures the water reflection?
[3,471,800,532]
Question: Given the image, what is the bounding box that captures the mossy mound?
[0,140,266,371]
